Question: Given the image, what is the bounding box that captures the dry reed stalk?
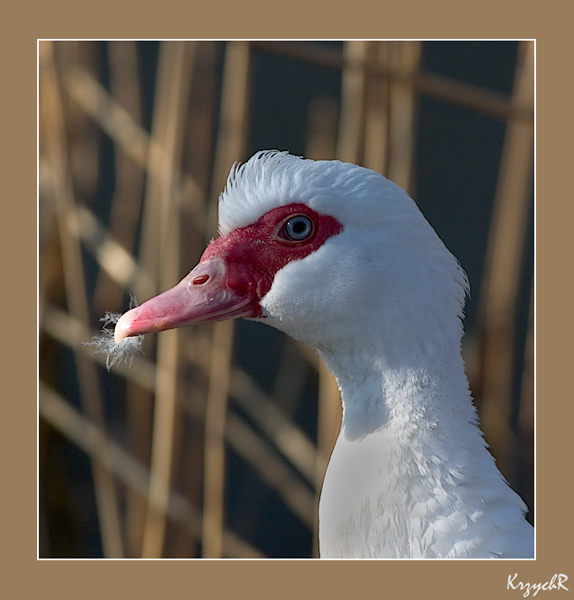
[39,381,264,556]
[65,68,150,170]
[39,41,124,557]
[183,346,320,553]
[63,66,204,239]
[40,353,265,559]
[337,40,369,164]
[168,41,220,558]
[208,40,252,231]
[231,366,318,485]
[306,95,338,161]
[40,383,164,516]
[363,42,391,174]
[253,40,533,122]
[477,41,534,482]
[269,340,309,418]
[201,40,251,558]
[225,410,316,529]
[140,41,196,558]
[338,41,421,183]
[386,41,421,191]
[202,320,236,557]
[94,41,145,314]
[182,338,319,555]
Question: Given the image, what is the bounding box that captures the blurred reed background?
[38,40,534,558]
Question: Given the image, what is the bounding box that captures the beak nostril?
[192,274,210,285]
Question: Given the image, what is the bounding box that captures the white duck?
[115,150,534,558]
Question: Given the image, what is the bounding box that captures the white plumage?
[114,150,534,558]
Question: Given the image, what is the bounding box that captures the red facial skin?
[114,203,343,342]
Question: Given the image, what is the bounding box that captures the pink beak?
[114,256,259,343]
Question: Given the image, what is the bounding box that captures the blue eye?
[281,215,314,241]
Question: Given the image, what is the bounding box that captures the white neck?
[317,347,532,558]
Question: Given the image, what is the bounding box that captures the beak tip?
[114,312,131,343]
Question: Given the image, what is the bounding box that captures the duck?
[114,150,534,558]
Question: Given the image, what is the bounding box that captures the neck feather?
[316,345,531,558]
[319,337,477,441]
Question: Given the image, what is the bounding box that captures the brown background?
[3,1,571,598]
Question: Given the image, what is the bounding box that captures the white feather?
[85,299,144,370]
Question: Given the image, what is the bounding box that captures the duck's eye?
[280,214,314,241]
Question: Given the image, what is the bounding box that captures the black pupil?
[287,216,312,240]
[292,220,306,233]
